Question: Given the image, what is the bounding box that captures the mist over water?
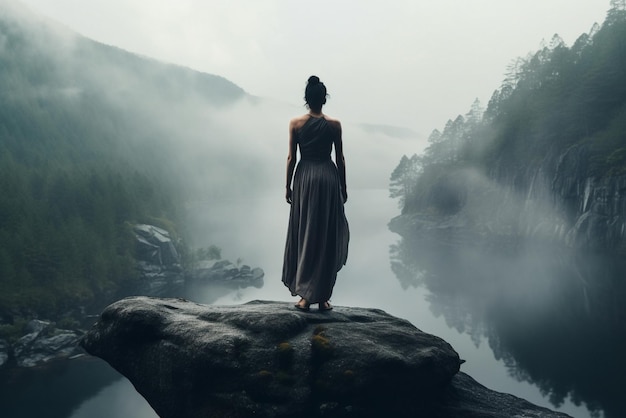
[20,91,614,417]
[183,189,604,418]
[1,190,610,418]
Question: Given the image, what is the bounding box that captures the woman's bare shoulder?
[324,115,342,129]
[289,114,310,130]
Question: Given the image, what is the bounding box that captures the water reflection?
[0,358,120,418]
[69,372,158,418]
[389,228,626,418]
[2,190,619,417]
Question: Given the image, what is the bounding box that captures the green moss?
[313,325,326,335]
[311,333,331,351]
[311,328,333,363]
[276,341,294,369]
[277,342,292,352]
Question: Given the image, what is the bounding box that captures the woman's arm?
[333,121,347,203]
[285,119,298,204]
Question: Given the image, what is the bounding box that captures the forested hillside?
[0,2,245,321]
[390,3,626,252]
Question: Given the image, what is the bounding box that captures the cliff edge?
[81,297,570,417]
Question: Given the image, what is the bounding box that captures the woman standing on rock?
[282,75,349,311]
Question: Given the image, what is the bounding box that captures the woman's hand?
[286,187,293,204]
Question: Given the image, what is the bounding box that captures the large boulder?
[133,224,180,267]
[81,297,570,417]
[132,224,185,296]
[13,320,81,367]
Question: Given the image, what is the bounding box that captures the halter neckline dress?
[282,116,349,303]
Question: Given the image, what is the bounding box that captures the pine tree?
[607,0,626,24]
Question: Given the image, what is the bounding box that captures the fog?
[11,0,612,208]
[19,0,609,132]
[9,0,612,197]
[3,2,622,417]
[5,0,419,198]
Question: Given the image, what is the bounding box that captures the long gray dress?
[282,116,349,303]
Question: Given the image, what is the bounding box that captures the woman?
[282,75,349,311]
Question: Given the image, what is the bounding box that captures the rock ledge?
[81,297,570,418]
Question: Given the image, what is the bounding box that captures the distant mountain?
[1,1,245,104]
[0,1,247,321]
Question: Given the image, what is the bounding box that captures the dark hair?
[304,75,327,110]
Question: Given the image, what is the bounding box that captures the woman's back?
[296,116,334,161]
[283,76,348,311]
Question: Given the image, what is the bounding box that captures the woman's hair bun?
[307,75,320,85]
[304,75,327,108]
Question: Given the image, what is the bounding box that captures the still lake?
[0,189,608,418]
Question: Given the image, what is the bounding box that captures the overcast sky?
[19,0,610,138]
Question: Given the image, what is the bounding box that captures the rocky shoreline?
[0,320,84,369]
[0,224,264,370]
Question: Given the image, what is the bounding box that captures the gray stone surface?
[13,320,81,367]
[133,224,181,266]
[81,297,570,418]
[0,339,8,367]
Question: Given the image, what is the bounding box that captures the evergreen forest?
[390,3,626,219]
[0,4,245,325]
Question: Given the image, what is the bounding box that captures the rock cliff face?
[12,320,82,367]
[396,144,626,255]
[0,320,83,368]
[81,297,571,418]
[549,145,626,253]
[496,144,626,253]
[0,224,264,370]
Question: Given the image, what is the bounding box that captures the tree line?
[390,3,626,215]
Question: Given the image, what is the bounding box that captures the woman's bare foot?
[319,301,333,311]
[294,298,310,311]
